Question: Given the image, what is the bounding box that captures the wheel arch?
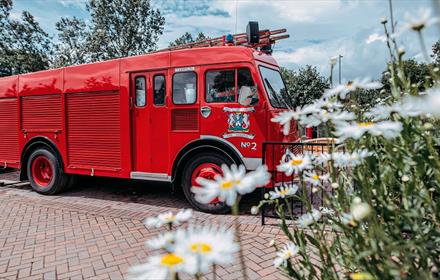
[171,137,244,186]
[20,137,65,181]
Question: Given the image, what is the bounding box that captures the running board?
[130,172,171,182]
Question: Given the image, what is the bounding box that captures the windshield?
[259,66,289,109]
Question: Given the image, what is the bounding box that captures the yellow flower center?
[164,215,176,222]
[220,180,240,189]
[290,159,303,166]
[358,122,374,127]
[350,272,373,280]
[190,242,212,254]
[160,253,184,267]
[279,189,289,195]
[312,175,319,180]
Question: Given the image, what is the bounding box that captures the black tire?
[182,152,233,214]
[27,148,69,195]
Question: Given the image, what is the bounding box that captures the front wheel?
[182,153,232,214]
[27,148,69,195]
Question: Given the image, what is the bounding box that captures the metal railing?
[261,140,336,225]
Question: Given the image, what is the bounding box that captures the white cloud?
[366,33,386,44]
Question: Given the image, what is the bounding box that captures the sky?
[9,0,440,82]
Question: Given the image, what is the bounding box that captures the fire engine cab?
[0,22,297,213]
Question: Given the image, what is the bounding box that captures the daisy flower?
[192,165,270,206]
[334,120,402,142]
[319,207,335,216]
[314,152,332,165]
[304,171,330,186]
[299,108,355,128]
[146,232,175,251]
[297,209,322,228]
[268,183,298,199]
[277,150,313,176]
[174,225,239,274]
[271,110,299,135]
[400,8,439,33]
[412,87,440,117]
[324,78,382,99]
[145,209,193,229]
[273,242,299,267]
[332,150,373,168]
[366,95,423,121]
[128,252,189,280]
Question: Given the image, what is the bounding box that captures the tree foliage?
[53,17,89,67]
[432,40,440,67]
[0,0,52,77]
[168,32,210,47]
[280,65,330,108]
[85,0,165,61]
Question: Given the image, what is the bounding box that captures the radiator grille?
[0,98,19,162]
[22,95,62,130]
[171,108,199,131]
[67,91,121,169]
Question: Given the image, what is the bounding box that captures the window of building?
[135,76,146,107]
[172,72,197,104]
[153,75,166,106]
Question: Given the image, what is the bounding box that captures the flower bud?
[251,206,259,215]
[401,175,410,182]
[264,193,269,199]
[353,197,362,205]
[351,202,371,221]
[269,239,275,247]
[398,47,405,55]
[380,17,387,24]
[331,182,339,189]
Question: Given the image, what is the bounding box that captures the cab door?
[200,64,265,159]
[148,71,169,173]
[131,73,150,172]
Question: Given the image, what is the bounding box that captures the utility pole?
[338,54,343,84]
[329,56,337,87]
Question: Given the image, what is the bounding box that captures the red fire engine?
[0,22,297,213]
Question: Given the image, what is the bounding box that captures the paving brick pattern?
[0,171,290,280]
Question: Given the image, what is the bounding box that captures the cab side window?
[206,70,236,103]
[153,75,166,106]
[173,72,197,104]
[135,76,146,107]
[205,68,258,105]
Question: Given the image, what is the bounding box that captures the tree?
[280,65,330,108]
[0,0,52,77]
[85,0,165,61]
[432,40,440,67]
[169,32,210,47]
[53,17,90,67]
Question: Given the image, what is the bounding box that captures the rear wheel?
[27,148,68,195]
[182,153,232,214]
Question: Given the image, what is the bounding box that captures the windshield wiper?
[264,78,288,108]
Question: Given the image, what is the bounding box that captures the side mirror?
[238,86,258,106]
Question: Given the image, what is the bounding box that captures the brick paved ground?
[0,170,290,280]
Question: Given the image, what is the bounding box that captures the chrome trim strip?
[130,172,171,182]
[243,157,262,170]
[200,135,244,159]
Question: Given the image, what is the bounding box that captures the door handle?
[201,106,211,118]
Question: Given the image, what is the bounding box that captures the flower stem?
[232,202,248,280]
